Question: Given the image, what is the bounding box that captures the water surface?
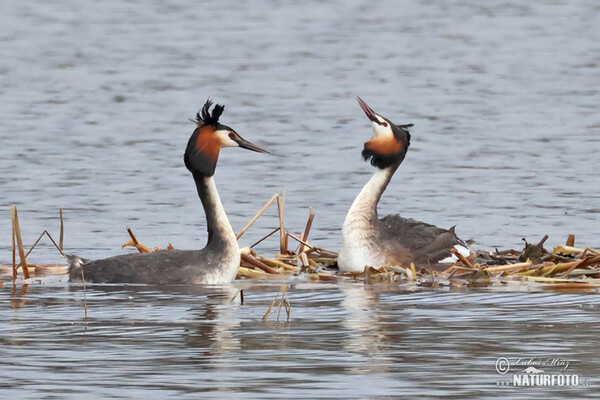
[1,0,599,397]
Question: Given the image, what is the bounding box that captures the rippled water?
[1,0,599,397]
[2,282,600,398]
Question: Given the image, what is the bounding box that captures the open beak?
[357,96,385,126]
[234,135,270,154]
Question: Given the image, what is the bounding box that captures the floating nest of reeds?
[2,194,600,291]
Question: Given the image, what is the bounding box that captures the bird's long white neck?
[194,174,238,250]
[338,165,398,272]
[345,166,397,225]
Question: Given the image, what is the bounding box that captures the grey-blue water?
[1,0,599,398]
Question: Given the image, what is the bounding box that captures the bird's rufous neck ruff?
[184,125,224,177]
[364,135,405,155]
[194,125,222,164]
[362,135,408,170]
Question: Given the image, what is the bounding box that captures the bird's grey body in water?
[337,97,468,272]
[68,100,269,284]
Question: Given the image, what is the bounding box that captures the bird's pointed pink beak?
[357,96,385,126]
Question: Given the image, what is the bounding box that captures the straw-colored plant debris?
[113,193,338,282]
[0,207,68,282]
[262,285,291,322]
[3,198,600,292]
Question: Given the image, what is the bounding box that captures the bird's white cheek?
[215,130,239,147]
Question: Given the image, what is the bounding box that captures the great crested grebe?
[68,100,269,284]
[337,97,468,272]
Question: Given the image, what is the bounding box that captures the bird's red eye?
[228,132,235,139]
[382,122,388,127]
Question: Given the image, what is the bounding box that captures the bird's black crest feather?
[195,99,225,126]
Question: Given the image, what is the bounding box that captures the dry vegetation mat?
[2,196,600,292]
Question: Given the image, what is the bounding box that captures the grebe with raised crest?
[68,99,269,284]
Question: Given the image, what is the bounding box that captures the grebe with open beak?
[338,97,468,272]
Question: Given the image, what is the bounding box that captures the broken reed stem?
[124,227,153,253]
[263,286,283,321]
[298,207,315,254]
[485,260,532,273]
[537,234,549,247]
[11,206,30,279]
[300,253,310,268]
[262,286,290,322]
[241,253,282,274]
[59,208,64,251]
[236,193,279,240]
[126,226,139,246]
[451,247,473,269]
[277,192,288,254]
[24,230,65,259]
[12,215,16,282]
[560,259,584,278]
[579,248,600,259]
[287,232,314,251]
[249,227,280,249]
[81,268,88,332]
[565,234,575,247]
[230,289,244,305]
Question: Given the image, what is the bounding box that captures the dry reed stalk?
[316,272,338,282]
[450,247,474,269]
[524,261,580,277]
[540,264,560,277]
[12,214,16,282]
[536,234,549,247]
[23,230,65,259]
[237,267,269,279]
[541,282,600,289]
[577,255,600,268]
[261,258,300,272]
[522,275,600,284]
[516,263,554,276]
[287,232,314,251]
[59,208,64,251]
[485,260,533,274]
[240,253,282,274]
[277,192,288,254]
[298,207,315,254]
[443,264,456,274]
[11,206,30,279]
[125,226,149,253]
[230,289,244,305]
[262,285,289,322]
[560,259,585,278]
[300,253,310,269]
[565,234,575,247]
[81,268,88,332]
[305,247,338,257]
[579,248,600,258]
[445,265,478,276]
[429,269,438,288]
[410,263,417,281]
[236,193,279,240]
[550,261,586,275]
[249,227,280,249]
